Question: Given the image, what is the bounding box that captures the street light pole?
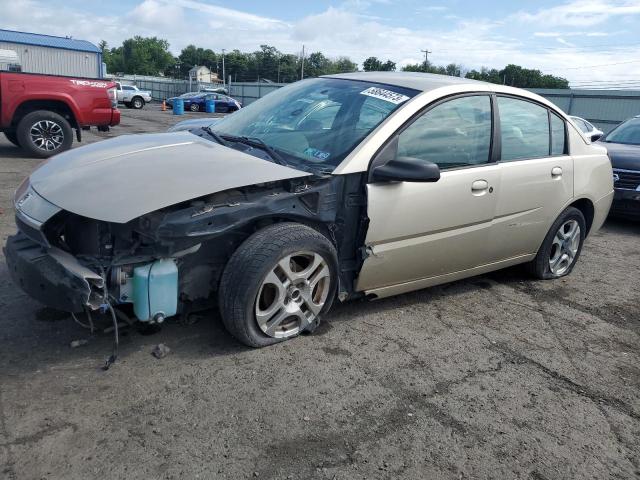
[221,49,226,90]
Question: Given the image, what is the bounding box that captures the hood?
[598,141,640,170]
[29,132,310,224]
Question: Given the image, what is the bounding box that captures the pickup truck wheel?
[4,130,20,147]
[16,110,73,158]
[131,97,144,109]
[219,223,338,347]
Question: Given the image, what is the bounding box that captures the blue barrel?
[205,99,215,113]
[173,98,184,115]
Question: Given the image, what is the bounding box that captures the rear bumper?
[110,108,121,126]
[610,189,640,219]
[4,233,104,312]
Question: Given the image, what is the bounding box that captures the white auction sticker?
[360,87,409,104]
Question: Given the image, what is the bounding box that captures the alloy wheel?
[255,251,331,338]
[549,219,580,276]
[29,120,63,152]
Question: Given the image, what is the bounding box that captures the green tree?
[330,57,358,74]
[465,64,569,88]
[380,60,396,71]
[105,36,174,76]
[363,56,383,71]
[178,45,218,77]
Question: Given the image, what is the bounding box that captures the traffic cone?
[162,99,167,111]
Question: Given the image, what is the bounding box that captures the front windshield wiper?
[221,134,290,167]
[201,126,228,146]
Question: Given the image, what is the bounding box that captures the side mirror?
[371,156,440,183]
[590,132,602,142]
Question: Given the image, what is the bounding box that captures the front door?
[357,94,501,292]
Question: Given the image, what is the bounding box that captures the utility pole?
[301,45,305,80]
[421,49,432,67]
[221,48,226,90]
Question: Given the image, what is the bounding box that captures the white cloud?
[2,0,640,84]
[512,0,640,27]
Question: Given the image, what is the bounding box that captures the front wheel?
[190,103,200,112]
[16,110,73,158]
[219,223,338,347]
[527,206,586,279]
[131,97,144,109]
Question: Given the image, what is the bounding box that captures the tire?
[190,103,200,112]
[219,222,338,347]
[131,97,144,109]
[4,130,20,147]
[527,206,586,280]
[16,110,73,158]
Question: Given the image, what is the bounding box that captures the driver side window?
[397,95,492,169]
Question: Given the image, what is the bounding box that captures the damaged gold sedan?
[5,72,613,352]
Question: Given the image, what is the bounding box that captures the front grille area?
[614,168,640,190]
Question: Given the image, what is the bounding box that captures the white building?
[188,65,221,83]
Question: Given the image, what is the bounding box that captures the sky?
[2,0,640,87]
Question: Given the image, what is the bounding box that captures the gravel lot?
[0,106,639,480]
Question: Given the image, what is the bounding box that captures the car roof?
[323,71,490,92]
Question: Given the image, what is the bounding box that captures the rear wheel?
[527,206,586,279]
[190,103,200,112]
[219,223,338,347]
[16,110,73,158]
[3,130,20,147]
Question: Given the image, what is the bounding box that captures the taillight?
[107,87,117,108]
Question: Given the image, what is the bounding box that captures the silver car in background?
[5,72,613,349]
[570,115,604,142]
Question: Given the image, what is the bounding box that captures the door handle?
[551,166,563,178]
[471,179,489,196]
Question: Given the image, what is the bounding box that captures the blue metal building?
[0,29,103,78]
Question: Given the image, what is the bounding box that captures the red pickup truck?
[0,72,121,158]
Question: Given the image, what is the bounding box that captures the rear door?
[488,96,573,261]
[357,94,501,292]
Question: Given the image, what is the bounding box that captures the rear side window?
[498,97,549,161]
[550,113,566,155]
[397,95,492,169]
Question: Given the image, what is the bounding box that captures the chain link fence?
[112,75,286,105]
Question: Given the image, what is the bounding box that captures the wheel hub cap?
[255,252,330,338]
[30,120,63,151]
[549,219,580,276]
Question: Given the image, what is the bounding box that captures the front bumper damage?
[4,233,104,313]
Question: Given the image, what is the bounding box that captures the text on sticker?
[360,87,410,105]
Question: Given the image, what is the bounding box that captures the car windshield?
[604,117,640,145]
[209,78,418,171]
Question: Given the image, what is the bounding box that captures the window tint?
[498,97,549,161]
[397,95,492,169]
[550,113,566,155]
[122,86,134,91]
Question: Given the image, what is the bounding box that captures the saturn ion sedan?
[6,72,613,348]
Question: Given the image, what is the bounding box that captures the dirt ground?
[0,105,638,480]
